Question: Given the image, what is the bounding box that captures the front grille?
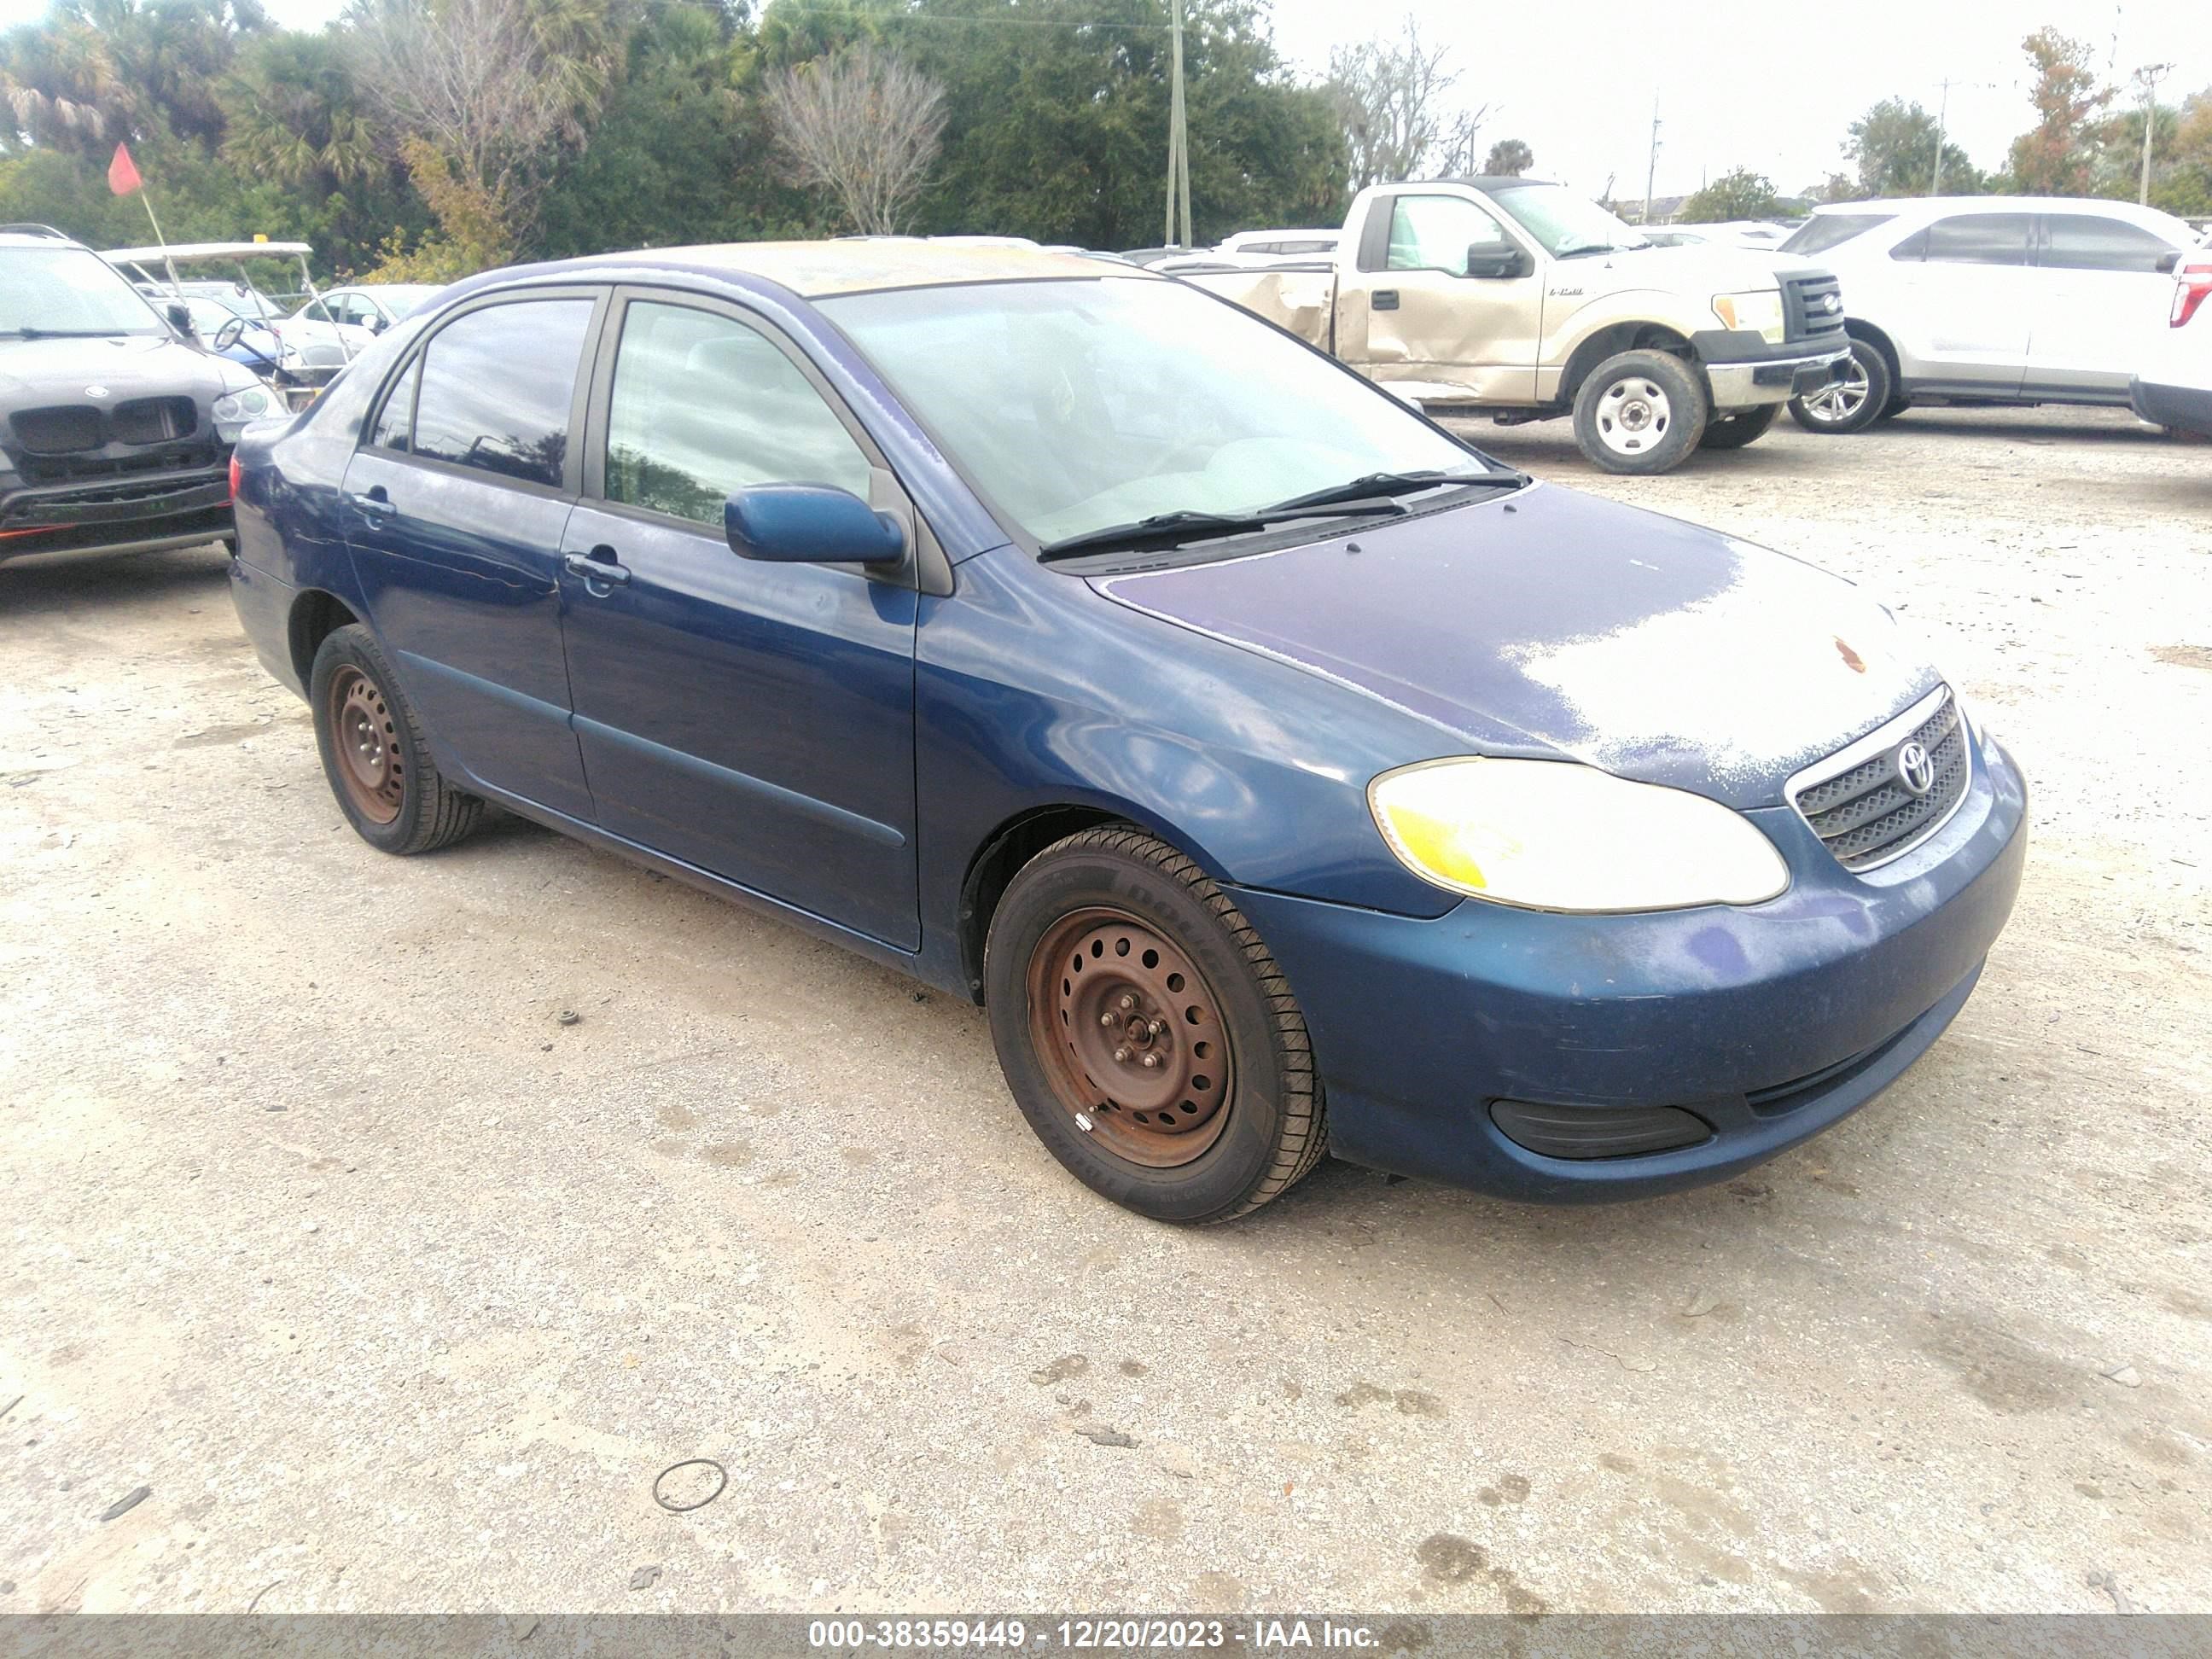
[16,445,214,485]
[109,397,196,445]
[11,405,104,454]
[1781,273,1848,346]
[1790,688,1970,870]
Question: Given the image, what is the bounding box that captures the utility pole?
[1932,78,1953,195]
[1641,96,1661,226]
[1163,0,1192,248]
[2136,61,2176,206]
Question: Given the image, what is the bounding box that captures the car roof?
[560,238,1152,298]
[1810,195,2184,224]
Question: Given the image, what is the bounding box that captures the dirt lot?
[1,405,2207,1616]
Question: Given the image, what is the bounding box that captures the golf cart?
[101,240,353,412]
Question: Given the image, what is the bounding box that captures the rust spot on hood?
[1834,637,1866,673]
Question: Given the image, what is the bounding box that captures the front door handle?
[563,549,632,591]
[1372,289,1400,311]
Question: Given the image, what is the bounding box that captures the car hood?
[1089,482,1939,810]
[0,333,247,406]
[1547,242,1824,293]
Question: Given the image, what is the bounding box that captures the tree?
[2006,27,2111,195]
[1326,15,1483,188]
[767,42,943,235]
[349,0,616,265]
[1676,166,1781,223]
[1482,137,1531,178]
[1844,97,1980,195]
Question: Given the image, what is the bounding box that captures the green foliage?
[1844,97,1982,196]
[2007,27,2111,195]
[4,0,1353,278]
[1677,166,1781,224]
[1482,137,1531,178]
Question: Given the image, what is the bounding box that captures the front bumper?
[1694,330,1851,410]
[1231,732,2028,1202]
[0,465,236,562]
[2130,374,2212,437]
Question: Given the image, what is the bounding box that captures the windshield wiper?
[1037,499,1410,562]
[1260,468,1522,514]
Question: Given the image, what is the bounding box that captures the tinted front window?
[1907,214,2034,265]
[2041,214,2175,272]
[604,301,870,527]
[1387,195,1511,275]
[1781,213,1895,255]
[410,300,592,488]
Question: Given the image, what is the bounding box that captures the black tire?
[309,623,482,855]
[984,826,1325,1223]
[1571,350,1707,474]
[1789,336,1893,434]
[1876,393,1912,423]
[1697,404,1780,451]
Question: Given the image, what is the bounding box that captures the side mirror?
[725,483,905,567]
[166,300,195,336]
[1464,244,1531,280]
[2157,248,2182,275]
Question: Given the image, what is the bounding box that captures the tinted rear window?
[2040,214,2176,272]
[410,299,593,489]
[1781,213,1895,255]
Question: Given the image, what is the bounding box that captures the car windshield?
[376,285,440,317]
[1781,213,1898,255]
[2,246,168,336]
[818,277,1494,550]
[1488,184,1651,256]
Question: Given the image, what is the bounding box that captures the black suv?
[2,224,280,563]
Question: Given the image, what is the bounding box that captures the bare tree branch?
[767,44,946,236]
[1326,16,1485,189]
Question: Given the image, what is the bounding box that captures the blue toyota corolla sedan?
[226,242,2027,1223]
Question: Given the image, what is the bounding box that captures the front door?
[1342,192,1543,404]
[2027,211,2186,399]
[340,289,603,819]
[557,292,921,949]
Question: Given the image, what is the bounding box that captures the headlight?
[1711,290,1786,345]
[212,384,276,440]
[1368,757,1790,912]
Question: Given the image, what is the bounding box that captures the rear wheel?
[1790,337,1891,434]
[1572,350,1706,474]
[1697,405,1780,450]
[985,827,1325,1223]
[310,624,482,855]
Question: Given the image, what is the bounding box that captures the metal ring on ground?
[652,1458,728,1513]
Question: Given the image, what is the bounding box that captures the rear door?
[556,289,922,948]
[1338,191,1542,403]
[1882,211,2036,396]
[2027,211,2187,399]
[340,288,605,819]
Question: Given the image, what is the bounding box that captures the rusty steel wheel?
[1026,906,1235,1168]
[325,662,405,825]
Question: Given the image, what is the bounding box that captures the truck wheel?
[984,826,1326,1224]
[310,624,483,855]
[1573,351,1706,474]
[1789,338,1891,434]
[1697,405,1779,450]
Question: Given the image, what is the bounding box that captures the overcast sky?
[3,0,2204,206]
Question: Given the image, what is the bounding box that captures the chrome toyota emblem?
[1895,740,1936,796]
[84,385,111,399]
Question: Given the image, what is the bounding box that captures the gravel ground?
[0,405,2207,1616]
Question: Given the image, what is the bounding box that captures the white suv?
[2130,244,2212,437]
[1779,196,2199,433]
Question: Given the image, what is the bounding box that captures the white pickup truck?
[1179,178,1853,474]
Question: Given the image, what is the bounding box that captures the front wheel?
[1572,350,1707,474]
[984,827,1326,1223]
[1790,339,1892,434]
[1697,404,1780,451]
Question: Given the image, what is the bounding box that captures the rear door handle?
[346,487,389,524]
[1372,289,1400,311]
[563,550,632,590]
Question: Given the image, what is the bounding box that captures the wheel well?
[288,591,360,688]
[1844,319,1901,381]
[957,805,1130,1004]
[1560,323,1693,406]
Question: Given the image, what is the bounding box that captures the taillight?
[2175,260,2212,329]
[228,454,242,501]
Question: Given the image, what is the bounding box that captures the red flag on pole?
[108,143,143,197]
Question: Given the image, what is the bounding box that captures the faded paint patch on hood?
[1091,482,1937,810]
